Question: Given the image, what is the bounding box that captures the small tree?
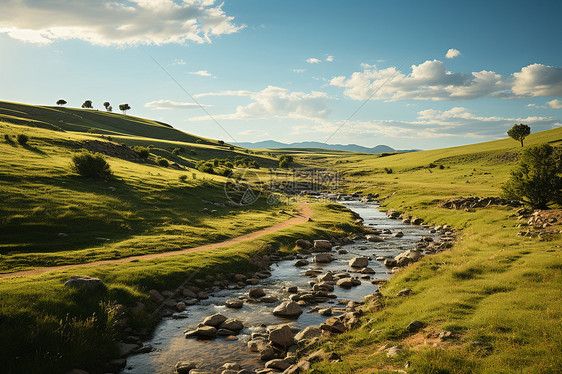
[502,143,561,209]
[218,140,225,146]
[107,105,112,112]
[56,99,67,106]
[119,104,131,114]
[103,102,111,111]
[82,100,93,109]
[507,123,531,147]
[279,155,294,168]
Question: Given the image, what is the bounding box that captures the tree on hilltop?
[103,102,111,111]
[56,99,67,106]
[508,123,531,147]
[119,103,131,114]
[81,100,93,109]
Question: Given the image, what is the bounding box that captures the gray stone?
[220,318,244,331]
[249,287,266,298]
[265,359,291,371]
[294,326,322,341]
[268,325,295,347]
[64,276,106,291]
[406,320,426,333]
[175,361,197,374]
[314,253,332,263]
[273,301,303,318]
[349,257,369,268]
[203,313,227,326]
[313,240,333,252]
[226,299,244,309]
[195,325,217,337]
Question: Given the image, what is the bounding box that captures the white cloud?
[512,64,562,97]
[189,70,215,78]
[326,55,334,62]
[297,107,560,140]
[0,0,243,46]
[145,99,209,110]
[547,99,562,109]
[193,90,252,98]
[190,86,331,123]
[330,60,562,101]
[446,48,461,59]
[306,58,321,64]
[292,69,306,73]
[173,59,186,65]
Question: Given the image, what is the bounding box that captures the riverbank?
[0,201,363,374]
[300,193,562,374]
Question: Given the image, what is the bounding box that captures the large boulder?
[268,325,295,347]
[225,299,243,309]
[148,289,165,303]
[314,253,332,263]
[64,276,106,291]
[265,359,291,371]
[249,287,266,298]
[317,272,334,282]
[395,249,423,266]
[220,318,244,331]
[313,240,333,252]
[195,325,217,337]
[294,326,322,341]
[336,278,354,289]
[273,301,303,318]
[202,313,227,327]
[349,257,369,268]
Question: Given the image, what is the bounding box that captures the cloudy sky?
[1,0,561,149]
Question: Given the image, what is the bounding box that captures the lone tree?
[81,100,93,109]
[507,123,531,147]
[502,143,561,209]
[103,102,111,111]
[119,103,131,114]
[279,155,294,168]
[56,99,67,106]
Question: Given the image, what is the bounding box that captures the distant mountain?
[233,140,417,154]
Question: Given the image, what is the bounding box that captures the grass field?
[296,127,562,374]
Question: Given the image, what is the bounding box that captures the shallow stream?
[121,201,435,373]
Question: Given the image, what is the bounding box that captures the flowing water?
[121,201,435,373]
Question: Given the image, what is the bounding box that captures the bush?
[428,162,437,168]
[133,146,150,159]
[17,134,29,145]
[4,134,13,143]
[218,167,233,177]
[71,151,112,179]
[218,140,225,146]
[279,155,293,168]
[384,167,393,174]
[196,139,202,144]
[229,146,234,150]
[87,128,97,134]
[179,175,188,183]
[196,161,215,174]
[439,164,445,169]
[502,143,561,208]
[172,148,181,155]
[156,157,169,167]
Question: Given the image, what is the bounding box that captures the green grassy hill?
[296,127,562,374]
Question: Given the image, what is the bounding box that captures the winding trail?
[0,202,313,280]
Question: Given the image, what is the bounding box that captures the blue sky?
[1,0,561,149]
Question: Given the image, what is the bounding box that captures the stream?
[120,201,436,374]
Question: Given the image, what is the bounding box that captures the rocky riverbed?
[118,200,453,374]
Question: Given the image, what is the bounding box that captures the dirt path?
[0,202,313,280]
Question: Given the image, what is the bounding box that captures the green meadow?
[0,100,560,374]
[296,127,562,373]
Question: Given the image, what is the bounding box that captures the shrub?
[17,134,29,145]
[218,140,225,146]
[384,167,393,174]
[502,143,561,208]
[229,146,234,150]
[218,167,233,177]
[439,164,445,169]
[172,148,181,155]
[87,128,97,134]
[71,151,112,179]
[196,161,215,174]
[133,146,150,159]
[428,162,437,168]
[4,134,13,143]
[179,175,188,183]
[196,139,202,144]
[279,155,293,168]
[192,173,197,179]
[156,157,169,167]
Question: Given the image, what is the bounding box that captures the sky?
[0,0,561,150]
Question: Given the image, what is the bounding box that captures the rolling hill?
[233,140,417,153]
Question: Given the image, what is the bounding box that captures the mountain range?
[233,140,418,154]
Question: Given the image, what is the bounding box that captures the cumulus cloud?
[446,48,461,59]
[330,60,562,101]
[298,107,560,139]
[193,90,252,98]
[189,70,215,78]
[547,99,562,109]
[512,63,562,97]
[0,0,243,46]
[190,86,331,123]
[292,69,306,73]
[306,58,321,64]
[145,99,209,110]
[326,55,334,62]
